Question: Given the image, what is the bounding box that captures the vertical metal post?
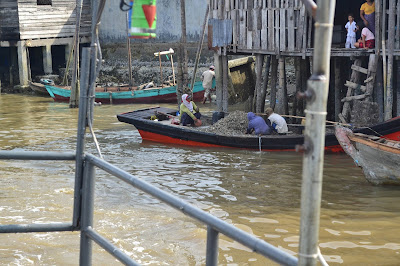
[298,0,336,265]
[206,226,219,266]
[79,160,95,265]
[72,48,91,227]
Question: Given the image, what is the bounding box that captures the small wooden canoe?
[335,126,400,185]
[117,107,400,152]
[28,81,49,96]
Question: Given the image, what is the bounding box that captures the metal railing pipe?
[73,47,92,228]
[206,225,219,266]
[0,151,75,161]
[0,223,74,233]
[80,160,95,265]
[86,154,298,266]
[84,227,140,266]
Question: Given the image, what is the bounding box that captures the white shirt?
[268,113,288,133]
[201,70,215,89]
[345,21,357,38]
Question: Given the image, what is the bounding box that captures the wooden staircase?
[339,54,377,124]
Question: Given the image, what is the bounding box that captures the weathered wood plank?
[288,7,295,51]
[267,7,274,51]
[351,64,368,74]
[280,8,286,51]
[341,94,368,102]
[344,81,367,92]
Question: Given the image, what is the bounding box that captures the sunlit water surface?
[1,94,399,265]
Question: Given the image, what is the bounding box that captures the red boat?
[117,107,400,152]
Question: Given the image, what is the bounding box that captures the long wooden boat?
[335,126,400,185]
[45,81,205,104]
[117,107,400,152]
[29,79,55,96]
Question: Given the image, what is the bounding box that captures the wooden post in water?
[260,55,271,113]
[70,0,83,108]
[397,58,400,116]
[269,55,278,110]
[255,54,264,113]
[277,57,288,115]
[385,0,396,120]
[334,57,341,121]
[298,0,336,265]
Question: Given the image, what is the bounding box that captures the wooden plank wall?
[0,0,20,40]
[208,0,309,53]
[17,0,92,40]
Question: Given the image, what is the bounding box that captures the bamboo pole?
[158,53,163,88]
[298,0,336,265]
[126,12,133,88]
[70,0,83,108]
[190,4,209,92]
[170,54,176,85]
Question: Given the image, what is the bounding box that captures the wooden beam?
[351,64,368,75]
[341,94,368,102]
[344,81,366,92]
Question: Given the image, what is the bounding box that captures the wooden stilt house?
[0,0,92,88]
[208,0,400,124]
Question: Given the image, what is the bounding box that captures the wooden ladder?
[339,54,377,123]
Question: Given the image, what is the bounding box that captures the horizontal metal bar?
[0,223,75,233]
[84,226,140,266]
[86,154,298,266]
[0,151,76,161]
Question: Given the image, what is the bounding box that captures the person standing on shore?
[201,65,215,104]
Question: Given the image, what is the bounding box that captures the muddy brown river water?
[0,94,399,265]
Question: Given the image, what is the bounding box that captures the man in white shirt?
[201,65,215,104]
[265,107,288,134]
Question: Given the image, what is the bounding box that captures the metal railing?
[0,150,298,265]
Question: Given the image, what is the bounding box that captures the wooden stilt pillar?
[396,58,400,116]
[215,52,223,112]
[293,57,301,118]
[269,55,278,110]
[42,45,53,75]
[255,54,264,113]
[375,58,384,121]
[260,55,271,113]
[222,52,229,113]
[17,41,29,86]
[334,57,342,122]
[385,0,396,120]
[277,57,288,115]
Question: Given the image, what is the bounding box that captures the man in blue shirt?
[246,112,272,135]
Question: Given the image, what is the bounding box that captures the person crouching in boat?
[179,93,202,126]
[265,108,288,134]
[246,112,272,135]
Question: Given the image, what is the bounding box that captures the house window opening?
[37,0,52,5]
